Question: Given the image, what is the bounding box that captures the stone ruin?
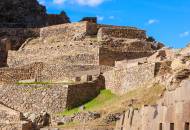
[0,17,164,129]
[0,0,70,68]
[0,2,190,130]
[0,19,169,129]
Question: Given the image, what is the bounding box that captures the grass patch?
[59,89,118,116]
[59,84,165,117]
[120,83,166,109]
[85,89,118,110]
[16,82,52,85]
[56,84,166,128]
[16,81,75,85]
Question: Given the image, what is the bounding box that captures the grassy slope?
[59,89,118,116]
[59,83,165,116]
[56,83,166,129]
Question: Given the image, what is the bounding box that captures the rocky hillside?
[0,0,70,27]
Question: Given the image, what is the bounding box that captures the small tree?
[147,36,156,42]
[60,10,70,22]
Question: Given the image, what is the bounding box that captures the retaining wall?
[99,48,153,66]
[0,78,103,114]
[97,27,146,41]
[8,42,99,68]
[0,62,43,84]
[40,22,97,41]
[115,80,190,130]
[104,63,155,94]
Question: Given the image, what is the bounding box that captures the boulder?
[23,111,51,129]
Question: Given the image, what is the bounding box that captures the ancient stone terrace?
[0,74,105,114]
[0,20,166,128]
[7,21,157,69]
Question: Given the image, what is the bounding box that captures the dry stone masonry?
[0,78,103,114]
[0,14,164,123]
[1,4,190,130]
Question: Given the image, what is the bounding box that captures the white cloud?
[53,0,66,4]
[148,19,159,25]
[75,0,105,6]
[180,31,189,38]
[109,16,115,19]
[51,0,107,6]
[97,16,104,21]
[38,0,46,5]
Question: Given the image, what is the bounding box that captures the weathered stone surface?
[0,103,33,130]
[0,0,46,27]
[0,0,70,28]
[53,111,101,125]
[0,0,70,67]
[23,111,50,129]
[166,69,190,90]
[104,63,155,94]
[115,77,190,130]
[97,27,146,41]
[0,77,103,114]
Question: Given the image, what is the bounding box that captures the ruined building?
[0,0,70,67]
[0,18,170,129]
[0,1,190,130]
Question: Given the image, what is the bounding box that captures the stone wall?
[8,42,99,68]
[0,28,40,67]
[97,24,138,30]
[40,64,101,82]
[99,48,153,66]
[66,77,104,109]
[0,84,68,114]
[40,22,97,41]
[122,63,155,91]
[104,63,155,94]
[115,79,190,130]
[0,77,103,114]
[104,68,127,94]
[97,27,146,41]
[0,62,43,84]
[0,38,11,66]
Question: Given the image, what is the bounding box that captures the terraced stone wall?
[40,22,97,41]
[0,84,68,114]
[0,62,43,84]
[8,40,99,67]
[99,48,153,66]
[0,78,103,114]
[40,64,101,82]
[0,28,40,67]
[97,27,146,41]
[104,63,155,94]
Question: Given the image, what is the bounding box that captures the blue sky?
[38,0,190,48]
